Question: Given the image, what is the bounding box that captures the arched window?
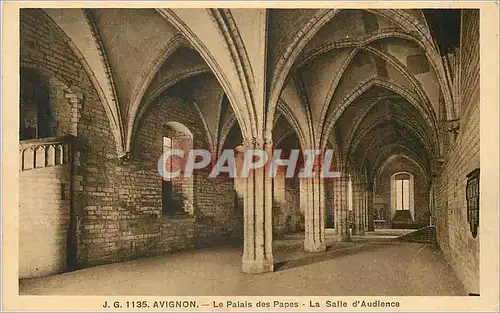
[161,122,193,217]
[394,173,411,211]
[390,172,415,221]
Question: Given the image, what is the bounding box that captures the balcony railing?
[19,135,74,171]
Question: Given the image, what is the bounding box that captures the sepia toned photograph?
[2,2,499,312]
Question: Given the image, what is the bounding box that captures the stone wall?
[433,9,480,294]
[273,169,303,237]
[375,158,430,227]
[75,76,244,266]
[19,9,481,290]
[325,180,335,228]
[19,9,243,272]
[19,164,71,278]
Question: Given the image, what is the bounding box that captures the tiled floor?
[19,229,466,296]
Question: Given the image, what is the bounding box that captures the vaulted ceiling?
[41,8,461,183]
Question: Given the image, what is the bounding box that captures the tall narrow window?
[161,122,194,217]
[390,172,415,222]
[162,136,174,216]
[466,168,480,238]
[395,174,410,211]
[162,136,184,216]
[163,136,173,178]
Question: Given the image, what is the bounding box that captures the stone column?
[428,182,435,226]
[333,172,350,241]
[363,185,368,231]
[359,181,366,235]
[360,174,367,233]
[352,177,365,236]
[351,177,359,235]
[241,138,274,273]
[367,186,375,231]
[304,175,326,252]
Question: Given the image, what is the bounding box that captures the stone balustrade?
[19,135,74,171]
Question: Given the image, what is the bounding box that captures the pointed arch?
[126,34,191,152]
[316,48,359,136]
[320,77,439,154]
[368,9,455,120]
[155,8,254,142]
[129,67,213,154]
[373,154,428,187]
[266,9,341,139]
[41,8,125,156]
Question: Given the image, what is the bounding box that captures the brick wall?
[273,170,303,237]
[76,85,245,266]
[20,9,243,273]
[20,69,79,138]
[434,9,480,294]
[272,135,304,235]
[194,170,243,247]
[20,8,480,289]
[20,9,89,278]
[325,180,335,228]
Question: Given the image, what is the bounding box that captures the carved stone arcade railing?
[19,135,74,171]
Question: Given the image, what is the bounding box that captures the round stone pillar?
[333,172,351,242]
[303,175,326,252]
[241,138,274,273]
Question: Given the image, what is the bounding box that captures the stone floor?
[19,229,466,296]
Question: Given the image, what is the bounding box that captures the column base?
[304,240,326,253]
[333,233,351,242]
[242,258,274,274]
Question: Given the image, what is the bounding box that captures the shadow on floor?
[272,227,440,273]
[274,242,406,272]
[19,235,465,296]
